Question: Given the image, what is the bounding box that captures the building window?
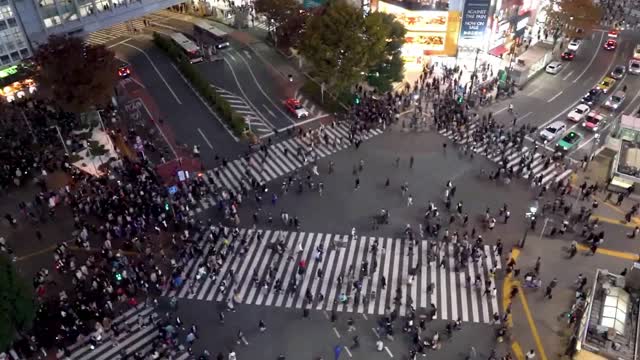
[19,48,29,58]
[44,16,62,27]
[6,17,15,27]
[0,0,8,5]
[0,6,12,20]
[0,54,9,64]
[9,50,18,61]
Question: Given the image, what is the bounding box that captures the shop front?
[0,64,37,103]
[376,0,462,77]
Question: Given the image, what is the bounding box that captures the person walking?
[347,317,356,332]
[259,320,266,332]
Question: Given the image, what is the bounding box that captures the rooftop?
[580,269,640,360]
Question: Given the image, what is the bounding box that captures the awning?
[488,44,509,57]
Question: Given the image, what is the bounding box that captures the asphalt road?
[486,30,640,161]
[110,35,244,164]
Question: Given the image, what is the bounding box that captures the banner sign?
[460,0,491,40]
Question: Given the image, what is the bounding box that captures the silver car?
[605,90,626,110]
[630,59,640,75]
[540,121,567,142]
[546,61,563,75]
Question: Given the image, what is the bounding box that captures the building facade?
[0,0,181,68]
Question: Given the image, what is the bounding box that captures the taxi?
[596,77,616,93]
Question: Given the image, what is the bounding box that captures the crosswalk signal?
[456,95,464,104]
[354,95,361,105]
[115,272,123,281]
[164,201,170,211]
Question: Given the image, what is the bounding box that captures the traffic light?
[354,95,361,105]
[456,95,464,104]
[164,201,170,211]
[115,272,123,281]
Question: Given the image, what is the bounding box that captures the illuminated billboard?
[378,1,461,66]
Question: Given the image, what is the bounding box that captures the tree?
[33,35,118,114]
[254,0,302,34]
[0,255,36,351]
[299,0,389,93]
[366,12,406,92]
[87,140,109,158]
[544,0,603,39]
[276,9,310,49]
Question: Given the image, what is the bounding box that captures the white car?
[546,61,563,74]
[567,104,590,122]
[604,91,626,110]
[540,121,567,142]
[568,40,582,51]
[630,59,640,75]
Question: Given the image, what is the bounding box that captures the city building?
[0,0,181,68]
[608,113,640,192]
[574,268,640,360]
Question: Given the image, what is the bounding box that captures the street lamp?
[518,200,538,248]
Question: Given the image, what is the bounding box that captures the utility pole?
[467,48,480,103]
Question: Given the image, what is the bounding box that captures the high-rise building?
[1,0,180,68]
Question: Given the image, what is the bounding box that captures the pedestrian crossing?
[294,90,329,119]
[213,86,274,137]
[86,19,145,45]
[65,304,189,360]
[165,228,503,324]
[186,123,384,216]
[438,123,573,187]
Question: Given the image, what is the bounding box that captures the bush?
[152,32,249,138]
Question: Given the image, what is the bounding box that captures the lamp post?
[518,200,539,248]
[467,48,481,103]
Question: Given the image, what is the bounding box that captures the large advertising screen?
[378,1,461,66]
[460,0,490,41]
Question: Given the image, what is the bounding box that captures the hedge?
[152,32,249,138]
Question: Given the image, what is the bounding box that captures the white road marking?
[573,31,605,83]
[518,111,533,122]
[362,313,368,320]
[494,106,509,115]
[333,327,341,338]
[236,52,296,124]
[385,346,394,358]
[243,50,252,59]
[562,70,575,81]
[372,327,380,338]
[119,43,182,105]
[547,91,563,103]
[323,311,330,319]
[343,346,352,357]
[527,87,542,96]
[197,128,214,149]
[170,64,239,142]
[106,38,132,49]
[136,98,178,159]
[227,53,236,62]
[262,104,276,118]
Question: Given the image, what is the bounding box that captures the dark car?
[117,62,131,78]
[581,88,602,106]
[561,50,575,60]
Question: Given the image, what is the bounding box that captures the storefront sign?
[0,65,18,79]
[460,0,491,40]
[378,2,448,31]
[405,31,446,51]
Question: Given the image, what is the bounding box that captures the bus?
[168,32,203,63]
[193,20,230,49]
[633,44,640,60]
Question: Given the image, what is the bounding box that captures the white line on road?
[362,313,368,320]
[197,128,214,149]
[371,327,380,338]
[120,42,183,105]
[562,70,575,81]
[323,311,330,320]
[107,38,132,49]
[243,50,252,59]
[227,53,236,62]
[242,337,249,345]
[262,104,276,118]
[573,31,605,83]
[385,346,394,358]
[332,327,341,338]
[343,346,352,357]
[222,60,277,130]
[527,87,542,96]
[547,91,563,103]
[171,64,239,142]
[494,106,509,115]
[518,111,533,123]
[236,52,295,124]
[268,113,332,136]
[137,98,178,159]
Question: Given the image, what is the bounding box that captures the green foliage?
[34,35,118,113]
[254,0,301,28]
[544,0,603,38]
[366,13,406,92]
[0,255,36,351]
[152,33,248,138]
[87,140,108,157]
[299,0,405,93]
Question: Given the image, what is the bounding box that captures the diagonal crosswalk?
[165,228,502,324]
[213,86,274,137]
[186,123,384,216]
[438,123,573,187]
[65,305,189,360]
